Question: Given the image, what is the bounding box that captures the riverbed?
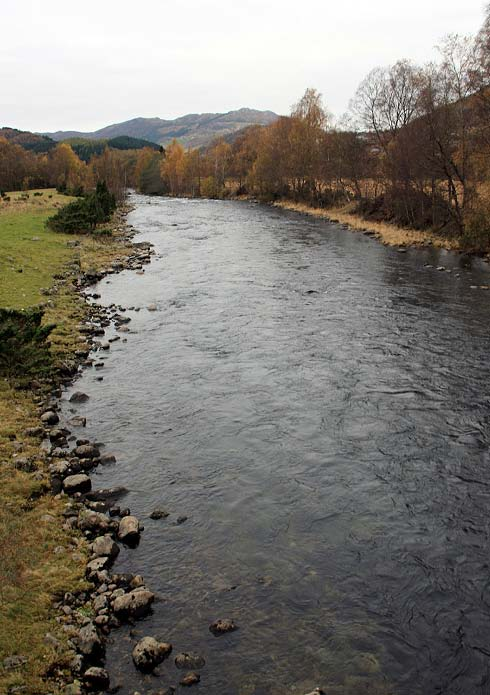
[63,195,490,695]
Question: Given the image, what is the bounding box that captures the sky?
[1,0,487,133]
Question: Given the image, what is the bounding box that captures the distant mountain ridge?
[45,108,278,148]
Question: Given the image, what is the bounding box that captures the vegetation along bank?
[0,187,158,694]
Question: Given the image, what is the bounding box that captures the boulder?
[209,618,237,636]
[78,511,112,535]
[69,392,89,403]
[73,444,100,459]
[112,589,154,620]
[63,474,91,494]
[132,636,172,672]
[150,509,169,520]
[180,672,200,687]
[76,621,104,659]
[118,515,140,544]
[41,410,59,426]
[24,426,44,437]
[91,535,120,560]
[175,652,205,670]
[83,666,110,691]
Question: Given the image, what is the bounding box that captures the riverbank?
[0,190,148,694]
[273,200,465,252]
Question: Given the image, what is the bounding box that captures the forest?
[2,8,490,250]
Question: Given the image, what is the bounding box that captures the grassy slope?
[0,190,132,694]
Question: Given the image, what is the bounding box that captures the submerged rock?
[132,636,172,672]
[69,392,89,403]
[175,652,205,670]
[180,672,200,687]
[150,509,169,520]
[209,618,237,636]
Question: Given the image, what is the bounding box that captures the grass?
[0,190,133,694]
[274,200,461,251]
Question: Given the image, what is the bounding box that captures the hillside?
[0,127,56,153]
[45,108,278,148]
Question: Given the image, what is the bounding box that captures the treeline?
[133,9,490,250]
[0,140,135,201]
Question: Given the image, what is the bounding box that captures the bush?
[461,208,490,252]
[46,180,116,234]
[0,307,55,381]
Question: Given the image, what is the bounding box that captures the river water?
[64,195,490,695]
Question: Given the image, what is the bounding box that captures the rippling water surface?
[64,195,490,694]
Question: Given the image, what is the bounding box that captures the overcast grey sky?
[1,0,486,132]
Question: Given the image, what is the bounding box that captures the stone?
[78,511,112,535]
[86,557,110,576]
[150,509,169,520]
[76,621,104,659]
[112,589,154,620]
[180,672,200,686]
[91,535,120,560]
[63,682,82,695]
[209,618,237,636]
[2,655,27,670]
[49,460,70,477]
[147,304,157,311]
[73,444,100,459]
[99,454,116,465]
[132,636,172,672]
[118,515,140,544]
[83,666,110,690]
[175,653,205,670]
[24,426,44,437]
[63,474,91,494]
[69,416,87,428]
[69,392,89,403]
[302,690,325,695]
[41,410,59,426]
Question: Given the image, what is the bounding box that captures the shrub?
[46,180,116,234]
[0,307,55,381]
[461,208,490,253]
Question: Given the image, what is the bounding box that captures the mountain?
[45,108,278,149]
[0,127,56,153]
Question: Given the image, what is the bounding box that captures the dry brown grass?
[274,200,461,251]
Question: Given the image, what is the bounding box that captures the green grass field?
[0,189,76,309]
[0,190,133,694]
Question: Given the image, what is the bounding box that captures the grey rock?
[63,474,91,494]
[180,672,200,687]
[175,652,205,670]
[2,655,27,670]
[78,511,112,535]
[76,621,103,658]
[118,515,140,544]
[83,666,110,690]
[69,392,89,403]
[112,589,154,620]
[91,535,119,559]
[209,618,237,636]
[41,410,59,426]
[73,444,100,459]
[132,636,172,672]
[150,509,169,520]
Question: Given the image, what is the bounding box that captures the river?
[63,194,490,695]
